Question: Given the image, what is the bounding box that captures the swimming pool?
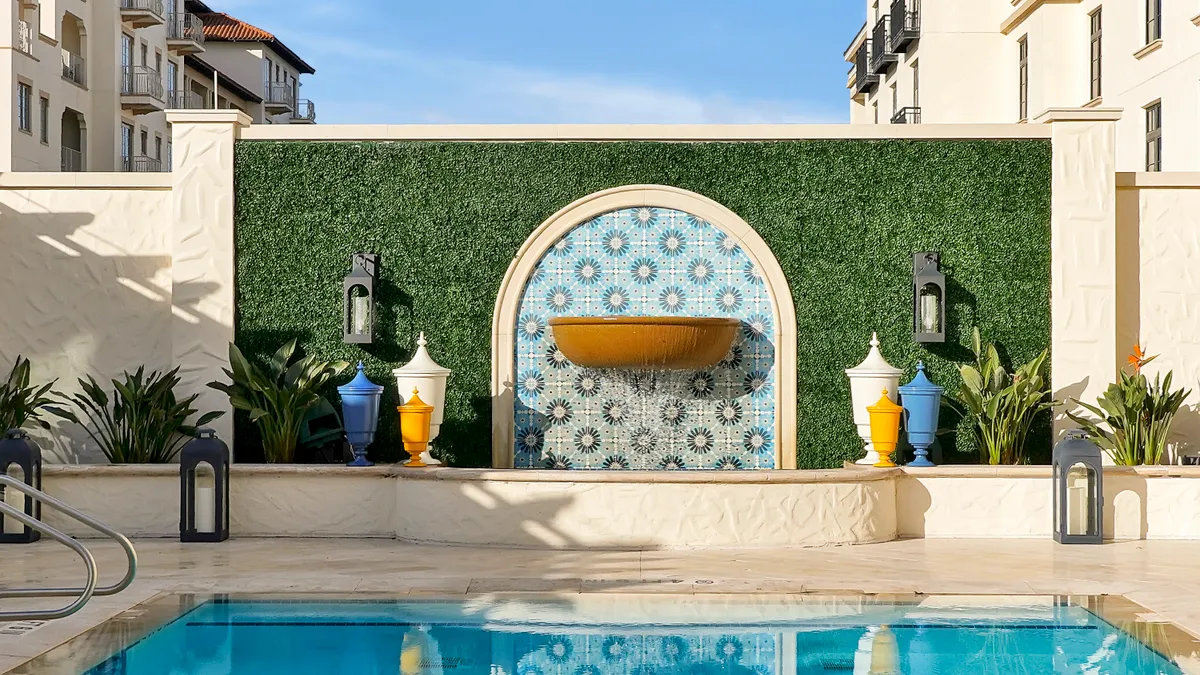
[12,595,1195,675]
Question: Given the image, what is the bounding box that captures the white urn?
[392,332,451,466]
[845,332,903,465]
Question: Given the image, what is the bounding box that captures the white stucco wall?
[0,174,172,462]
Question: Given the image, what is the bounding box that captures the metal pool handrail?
[0,475,138,621]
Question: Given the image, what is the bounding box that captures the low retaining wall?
[22,465,1200,548]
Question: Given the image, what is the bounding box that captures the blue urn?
[337,362,384,467]
[898,361,944,467]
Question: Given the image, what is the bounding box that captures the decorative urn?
[868,389,904,468]
[898,361,944,467]
[398,388,435,468]
[392,333,451,466]
[845,333,903,464]
[338,362,384,467]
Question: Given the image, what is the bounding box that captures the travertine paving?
[3,537,1200,672]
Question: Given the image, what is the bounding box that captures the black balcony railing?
[291,99,316,122]
[167,12,205,47]
[870,16,898,74]
[120,0,164,17]
[265,83,295,110]
[124,155,163,172]
[61,50,86,87]
[889,0,921,53]
[891,106,921,124]
[61,147,83,172]
[168,90,207,109]
[121,65,164,99]
[853,40,879,96]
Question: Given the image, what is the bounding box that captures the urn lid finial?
[846,332,903,378]
[393,332,452,377]
[899,360,944,396]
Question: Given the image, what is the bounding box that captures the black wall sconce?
[344,253,378,345]
[913,252,946,343]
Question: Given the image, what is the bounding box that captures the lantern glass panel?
[2,464,25,535]
[348,284,371,336]
[918,283,942,333]
[1066,462,1094,536]
[193,461,216,534]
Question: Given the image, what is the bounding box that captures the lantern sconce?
[344,253,378,345]
[913,252,946,343]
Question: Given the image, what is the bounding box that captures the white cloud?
[287,35,841,124]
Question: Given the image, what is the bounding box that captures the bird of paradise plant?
[1069,343,1189,465]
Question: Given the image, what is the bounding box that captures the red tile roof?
[195,12,315,74]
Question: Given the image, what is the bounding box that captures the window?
[167,138,172,170]
[17,83,31,132]
[1146,0,1161,44]
[154,51,162,75]
[167,61,177,95]
[140,128,148,155]
[121,34,133,69]
[912,61,919,107]
[154,135,162,161]
[1145,101,1162,171]
[1018,36,1029,121]
[121,123,133,168]
[39,96,48,144]
[264,57,273,88]
[872,102,879,124]
[891,83,898,116]
[140,42,148,67]
[1090,9,1102,100]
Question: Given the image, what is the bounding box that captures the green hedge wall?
[233,139,1051,467]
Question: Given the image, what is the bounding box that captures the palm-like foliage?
[52,367,224,463]
[952,327,1054,465]
[207,341,349,463]
[1068,356,1189,465]
[0,356,58,432]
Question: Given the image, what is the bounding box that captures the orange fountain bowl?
[548,316,741,370]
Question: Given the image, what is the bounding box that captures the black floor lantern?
[1053,430,1104,544]
[0,429,42,544]
[180,428,230,543]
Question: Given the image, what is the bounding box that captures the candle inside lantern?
[919,287,940,333]
[352,293,370,335]
[1067,465,1090,536]
[194,468,216,533]
[2,481,21,534]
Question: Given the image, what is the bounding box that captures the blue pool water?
[83,598,1185,675]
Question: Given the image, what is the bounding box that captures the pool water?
[81,597,1185,675]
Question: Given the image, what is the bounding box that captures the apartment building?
[2,0,314,172]
[845,0,1200,171]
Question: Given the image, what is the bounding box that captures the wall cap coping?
[42,464,1200,481]
[165,109,253,127]
[1034,107,1123,123]
[238,123,1052,142]
[0,173,172,189]
[1116,172,1200,189]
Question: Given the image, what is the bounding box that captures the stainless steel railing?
[0,475,137,622]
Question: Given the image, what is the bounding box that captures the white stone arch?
[491,185,797,469]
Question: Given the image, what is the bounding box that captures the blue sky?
[216,0,863,124]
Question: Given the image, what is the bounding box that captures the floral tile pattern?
[513,207,778,470]
[512,632,777,675]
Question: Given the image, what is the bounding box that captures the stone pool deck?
[4,538,1200,672]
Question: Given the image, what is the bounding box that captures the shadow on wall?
[0,200,220,463]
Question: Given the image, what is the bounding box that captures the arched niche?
[491,185,797,469]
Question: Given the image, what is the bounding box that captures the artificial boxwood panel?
[233,139,1051,467]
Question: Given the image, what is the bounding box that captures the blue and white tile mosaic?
[513,206,778,470]
[512,632,778,675]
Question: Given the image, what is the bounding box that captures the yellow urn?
[868,624,900,674]
[398,387,434,467]
[867,388,904,468]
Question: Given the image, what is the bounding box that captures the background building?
[845,0,1200,171]
[2,0,314,172]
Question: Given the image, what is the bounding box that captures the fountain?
[549,316,739,370]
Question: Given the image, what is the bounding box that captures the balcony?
[889,0,921,53]
[120,66,165,114]
[16,19,33,56]
[61,50,86,88]
[120,0,165,28]
[851,41,879,96]
[167,13,205,54]
[891,106,921,124]
[290,99,316,124]
[124,156,163,173]
[168,90,208,109]
[61,147,83,172]
[264,83,295,115]
[870,16,898,74]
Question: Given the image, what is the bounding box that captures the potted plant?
[1067,344,1190,465]
[949,328,1054,465]
[208,340,349,463]
[0,356,58,432]
[51,366,224,463]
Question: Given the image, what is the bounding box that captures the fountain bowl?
[548,316,740,370]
